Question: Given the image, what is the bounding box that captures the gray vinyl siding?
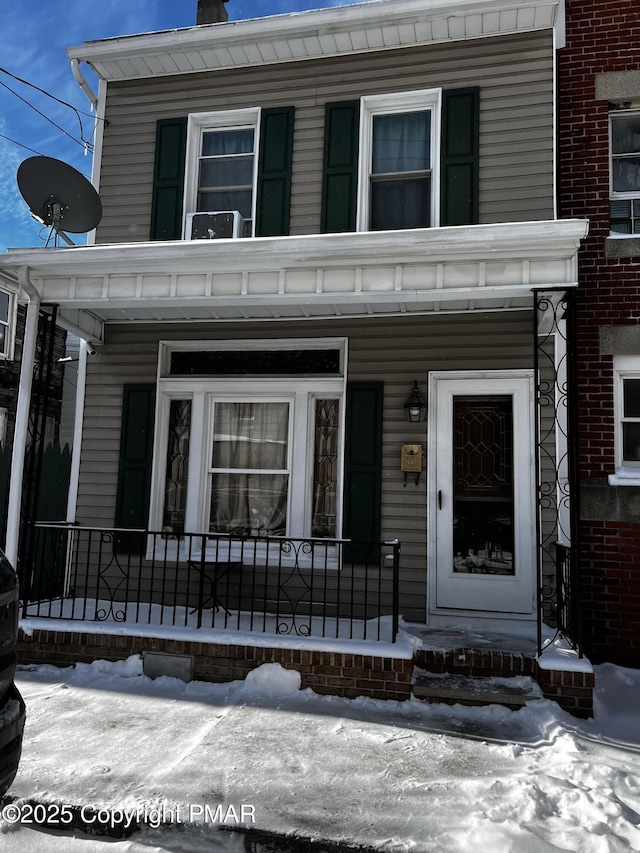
[77,310,536,621]
[95,31,554,244]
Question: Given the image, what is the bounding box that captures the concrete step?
[412,669,542,709]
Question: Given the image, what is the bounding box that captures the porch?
[16,523,593,716]
[2,221,592,713]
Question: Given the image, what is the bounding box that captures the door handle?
[438,490,442,510]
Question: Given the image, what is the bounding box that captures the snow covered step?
[412,669,542,709]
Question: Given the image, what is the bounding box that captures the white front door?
[428,371,536,617]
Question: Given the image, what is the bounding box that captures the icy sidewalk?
[2,656,640,852]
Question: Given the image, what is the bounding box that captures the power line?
[0,66,101,123]
[0,132,45,157]
[0,78,93,152]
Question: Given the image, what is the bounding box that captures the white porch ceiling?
[66,0,560,82]
[0,221,588,344]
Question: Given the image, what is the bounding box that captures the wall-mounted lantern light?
[404,380,427,423]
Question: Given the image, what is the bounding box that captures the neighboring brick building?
[558,0,640,666]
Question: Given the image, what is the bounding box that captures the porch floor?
[403,623,539,656]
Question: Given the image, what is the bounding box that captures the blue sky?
[0,0,376,252]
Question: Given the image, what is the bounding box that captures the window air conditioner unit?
[186,210,244,240]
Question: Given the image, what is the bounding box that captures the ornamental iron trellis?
[18,305,69,603]
[533,288,583,657]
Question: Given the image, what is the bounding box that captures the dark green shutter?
[150,117,187,241]
[114,385,156,553]
[255,106,295,237]
[321,100,360,233]
[440,88,480,226]
[343,381,383,562]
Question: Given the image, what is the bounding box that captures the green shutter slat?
[321,100,360,233]
[114,384,156,553]
[255,106,295,237]
[343,381,383,562]
[440,88,480,227]
[150,117,187,241]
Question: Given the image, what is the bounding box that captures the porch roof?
[0,220,588,345]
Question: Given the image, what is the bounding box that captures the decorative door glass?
[452,396,515,575]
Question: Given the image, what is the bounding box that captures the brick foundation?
[17,629,413,702]
[17,628,593,716]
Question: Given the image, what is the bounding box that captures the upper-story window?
[357,90,441,232]
[183,108,260,238]
[610,111,640,234]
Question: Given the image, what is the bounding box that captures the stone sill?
[605,236,640,259]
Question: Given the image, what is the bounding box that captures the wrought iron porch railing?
[20,524,401,643]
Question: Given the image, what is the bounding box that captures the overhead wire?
[0,78,93,152]
[0,132,45,157]
[0,66,101,123]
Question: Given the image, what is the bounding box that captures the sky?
[4,653,640,851]
[0,0,377,253]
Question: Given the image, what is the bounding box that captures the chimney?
[197,0,229,25]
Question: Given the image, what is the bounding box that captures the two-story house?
[0,0,592,711]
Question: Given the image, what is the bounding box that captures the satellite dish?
[17,156,102,246]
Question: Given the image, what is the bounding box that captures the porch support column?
[5,268,40,566]
[65,339,89,522]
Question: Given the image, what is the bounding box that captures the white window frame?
[609,356,640,485]
[0,287,17,360]
[357,88,442,233]
[182,107,261,239]
[609,110,640,234]
[149,339,347,558]
[0,408,7,445]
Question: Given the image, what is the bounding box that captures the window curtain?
[202,129,254,157]
[372,111,430,174]
[210,402,289,536]
[370,111,431,230]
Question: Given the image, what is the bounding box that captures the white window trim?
[0,408,7,445]
[609,109,640,200]
[609,356,640,486]
[0,288,17,361]
[357,88,442,233]
[149,339,347,557]
[182,107,261,239]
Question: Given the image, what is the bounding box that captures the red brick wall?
[559,0,640,666]
[17,629,414,702]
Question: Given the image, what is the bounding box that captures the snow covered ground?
[1,655,639,852]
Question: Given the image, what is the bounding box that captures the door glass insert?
[452,396,515,575]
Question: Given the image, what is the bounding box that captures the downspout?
[5,268,40,566]
[70,59,105,247]
[70,57,98,111]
